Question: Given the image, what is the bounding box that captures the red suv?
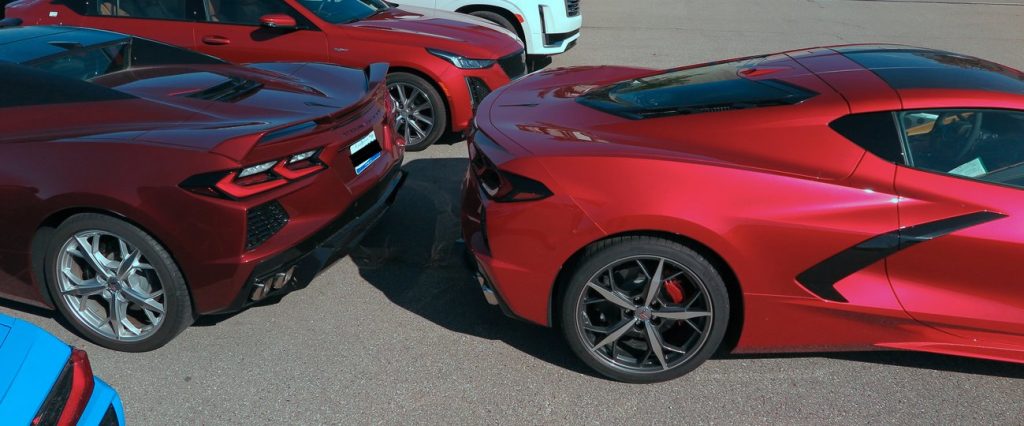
[5,0,527,150]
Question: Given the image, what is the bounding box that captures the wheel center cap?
[636,306,653,321]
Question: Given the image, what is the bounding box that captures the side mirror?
[259,14,298,31]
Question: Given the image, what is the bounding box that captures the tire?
[469,10,518,37]
[559,236,730,383]
[387,72,447,151]
[44,213,193,352]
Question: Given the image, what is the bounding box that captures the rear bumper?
[219,166,407,313]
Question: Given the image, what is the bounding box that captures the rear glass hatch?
[577,56,817,119]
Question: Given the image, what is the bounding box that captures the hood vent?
[186,77,263,102]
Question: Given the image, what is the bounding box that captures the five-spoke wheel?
[561,236,729,383]
[46,214,193,352]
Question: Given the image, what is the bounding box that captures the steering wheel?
[930,111,984,164]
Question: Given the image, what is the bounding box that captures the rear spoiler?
[0,18,23,28]
[212,63,392,159]
[365,62,388,91]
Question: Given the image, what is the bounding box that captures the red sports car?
[463,45,1024,382]
[5,0,526,150]
[0,26,405,351]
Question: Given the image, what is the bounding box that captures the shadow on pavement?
[352,157,598,378]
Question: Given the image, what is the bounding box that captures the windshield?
[297,0,390,24]
[578,57,817,119]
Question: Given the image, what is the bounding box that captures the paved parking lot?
[4,0,1024,424]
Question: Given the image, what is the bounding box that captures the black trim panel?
[796,211,1006,302]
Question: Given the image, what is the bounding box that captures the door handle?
[202,35,231,46]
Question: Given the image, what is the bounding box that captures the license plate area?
[349,132,382,175]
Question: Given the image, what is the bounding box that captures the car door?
[78,0,197,49]
[888,108,1024,345]
[193,0,328,63]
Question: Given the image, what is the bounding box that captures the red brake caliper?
[664,279,685,304]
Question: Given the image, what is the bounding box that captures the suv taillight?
[469,133,552,202]
[33,348,94,426]
[181,149,326,199]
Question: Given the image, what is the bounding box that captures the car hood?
[343,6,523,59]
[481,65,659,154]
[479,64,862,181]
[4,62,384,158]
[0,316,72,424]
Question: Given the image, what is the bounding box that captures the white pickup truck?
[392,0,581,66]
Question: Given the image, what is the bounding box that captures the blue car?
[0,314,124,425]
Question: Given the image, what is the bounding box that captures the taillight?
[181,149,325,199]
[272,149,325,180]
[469,137,551,202]
[33,348,94,426]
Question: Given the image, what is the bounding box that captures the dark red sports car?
[463,45,1024,382]
[5,0,527,150]
[0,26,405,351]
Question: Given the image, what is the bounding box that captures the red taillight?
[60,349,95,426]
[215,171,289,199]
[33,349,94,426]
[182,149,326,199]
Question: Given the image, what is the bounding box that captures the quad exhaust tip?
[250,266,297,302]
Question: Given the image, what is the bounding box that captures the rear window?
[0,63,134,108]
[578,57,817,119]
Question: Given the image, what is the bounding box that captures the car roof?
[838,47,1024,94]
[0,25,129,64]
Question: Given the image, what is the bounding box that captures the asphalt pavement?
[3,0,1024,424]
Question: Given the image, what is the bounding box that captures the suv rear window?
[578,57,816,119]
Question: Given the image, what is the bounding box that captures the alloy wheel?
[388,82,436,147]
[55,230,166,342]
[574,256,714,373]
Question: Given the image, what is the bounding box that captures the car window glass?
[297,0,390,24]
[95,0,187,20]
[29,42,130,81]
[203,0,300,25]
[901,109,1024,188]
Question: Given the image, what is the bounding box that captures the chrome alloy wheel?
[574,256,714,372]
[55,230,166,341]
[388,82,435,147]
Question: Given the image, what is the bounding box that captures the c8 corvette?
[463,45,1024,382]
[0,26,405,351]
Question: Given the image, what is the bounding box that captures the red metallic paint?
[0,59,404,315]
[6,0,524,133]
[463,46,1024,364]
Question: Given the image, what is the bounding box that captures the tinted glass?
[204,0,305,25]
[577,57,816,119]
[0,63,134,108]
[900,109,1024,188]
[845,50,1024,94]
[94,0,188,20]
[297,0,390,24]
[130,37,225,66]
[28,41,130,81]
[831,112,905,164]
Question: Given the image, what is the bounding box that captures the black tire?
[387,72,447,151]
[469,10,519,37]
[44,213,193,352]
[559,236,730,383]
